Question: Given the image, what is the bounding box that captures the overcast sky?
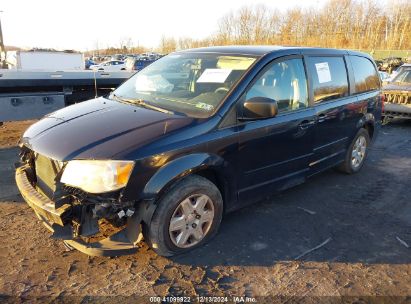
[1,0,385,51]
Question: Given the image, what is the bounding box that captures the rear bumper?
[15,165,143,256]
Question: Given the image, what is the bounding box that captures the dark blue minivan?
[16,46,383,256]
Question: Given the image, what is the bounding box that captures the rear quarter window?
[350,56,380,93]
[307,56,349,103]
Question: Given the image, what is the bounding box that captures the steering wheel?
[214,87,229,94]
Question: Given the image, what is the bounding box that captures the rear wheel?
[337,128,370,174]
[144,175,223,256]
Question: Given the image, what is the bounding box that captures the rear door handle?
[317,114,326,123]
[298,120,316,129]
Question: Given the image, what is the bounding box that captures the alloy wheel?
[169,194,215,248]
[351,135,367,169]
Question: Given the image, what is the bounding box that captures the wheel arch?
[356,113,376,140]
[143,152,225,199]
[364,121,375,139]
[195,168,228,213]
[140,153,228,224]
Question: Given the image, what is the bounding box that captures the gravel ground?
[0,120,410,303]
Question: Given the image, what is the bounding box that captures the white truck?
[7,51,85,70]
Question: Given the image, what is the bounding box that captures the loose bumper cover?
[15,165,143,256]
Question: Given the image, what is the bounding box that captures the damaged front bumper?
[15,165,144,256]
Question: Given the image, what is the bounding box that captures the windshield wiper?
[111,94,173,114]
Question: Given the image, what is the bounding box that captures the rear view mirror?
[240,97,278,120]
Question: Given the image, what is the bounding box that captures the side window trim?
[345,54,356,96]
[302,55,314,107]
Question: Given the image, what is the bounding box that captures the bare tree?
[92,0,411,55]
[209,0,411,50]
[159,36,177,54]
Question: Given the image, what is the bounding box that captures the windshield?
[392,68,411,83]
[112,52,257,117]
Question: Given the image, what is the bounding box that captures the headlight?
[60,160,134,194]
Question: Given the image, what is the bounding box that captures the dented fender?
[142,153,224,201]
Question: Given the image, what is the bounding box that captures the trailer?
[0,69,134,122]
[7,50,85,70]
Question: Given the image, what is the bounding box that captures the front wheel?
[144,175,223,256]
[337,128,370,174]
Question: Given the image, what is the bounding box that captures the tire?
[143,175,223,257]
[337,128,370,174]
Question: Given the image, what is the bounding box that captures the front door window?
[246,58,308,113]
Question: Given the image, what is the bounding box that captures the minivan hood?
[21,97,194,161]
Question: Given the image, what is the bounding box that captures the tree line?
[88,0,410,56]
[158,0,411,54]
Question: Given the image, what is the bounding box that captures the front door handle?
[317,114,326,123]
[298,120,316,129]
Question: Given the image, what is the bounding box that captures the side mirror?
[239,97,278,120]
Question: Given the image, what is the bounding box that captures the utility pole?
[0,10,7,69]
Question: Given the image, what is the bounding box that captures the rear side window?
[350,56,380,93]
[307,57,349,103]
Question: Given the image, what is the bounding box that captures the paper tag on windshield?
[195,102,214,111]
[197,69,232,83]
[315,62,331,83]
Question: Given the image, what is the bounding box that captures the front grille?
[63,185,87,200]
[34,154,61,199]
[384,91,411,105]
